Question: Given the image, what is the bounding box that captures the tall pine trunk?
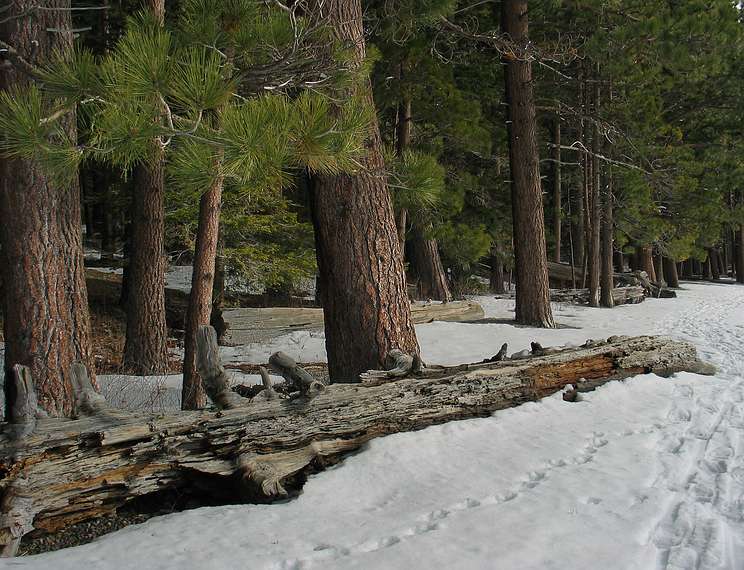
[395,93,411,250]
[587,66,601,307]
[600,167,614,308]
[181,174,224,409]
[121,0,169,375]
[501,0,554,328]
[309,0,419,382]
[396,93,451,302]
[736,226,744,284]
[490,243,506,294]
[0,0,94,418]
[637,246,656,282]
[552,117,561,263]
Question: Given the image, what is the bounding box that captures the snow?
[5,281,744,570]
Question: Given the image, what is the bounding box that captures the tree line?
[1,0,742,420]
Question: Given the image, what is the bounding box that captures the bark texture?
[0,0,95,418]
[309,0,419,382]
[122,158,169,374]
[501,0,554,327]
[182,175,224,410]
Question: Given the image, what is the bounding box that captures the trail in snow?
[3,282,744,570]
[649,286,744,570]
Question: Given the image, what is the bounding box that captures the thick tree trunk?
[122,158,169,374]
[182,175,224,410]
[0,334,713,551]
[614,251,624,273]
[600,168,614,308]
[0,0,95,418]
[490,243,506,294]
[663,257,680,288]
[408,227,452,302]
[501,0,554,328]
[308,0,419,382]
[552,117,561,263]
[121,0,168,375]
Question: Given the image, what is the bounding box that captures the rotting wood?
[0,334,714,553]
[550,286,645,306]
[222,301,485,345]
[195,325,245,410]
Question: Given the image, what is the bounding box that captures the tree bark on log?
[0,334,713,552]
[308,0,419,382]
[0,0,95,418]
[501,0,554,328]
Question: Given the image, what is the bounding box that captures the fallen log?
[0,333,713,554]
[550,286,645,306]
[221,300,485,344]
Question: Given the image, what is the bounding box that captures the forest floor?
[4,280,744,570]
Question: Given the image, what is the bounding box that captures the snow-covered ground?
[5,282,744,570]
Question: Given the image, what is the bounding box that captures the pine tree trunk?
[395,94,411,251]
[122,158,169,374]
[501,0,554,328]
[552,117,561,263]
[736,226,744,284]
[308,0,419,382]
[587,67,601,307]
[708,248,721,280]
[490,243,506,294]
[663,257,680,288]
[182,175,224,410]
[408,226,452,302]
[121,0,168,375]
[0,0,95,418]
[614,251,624,273]
[600,168,614,308]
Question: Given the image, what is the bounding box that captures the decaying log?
[550,286,645,306]
[222,301,485,345]
[5,366,40,442]
[195,326,245,410]
[268,351,326,398]
[0,335,714,553]
[71,362,109,418]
